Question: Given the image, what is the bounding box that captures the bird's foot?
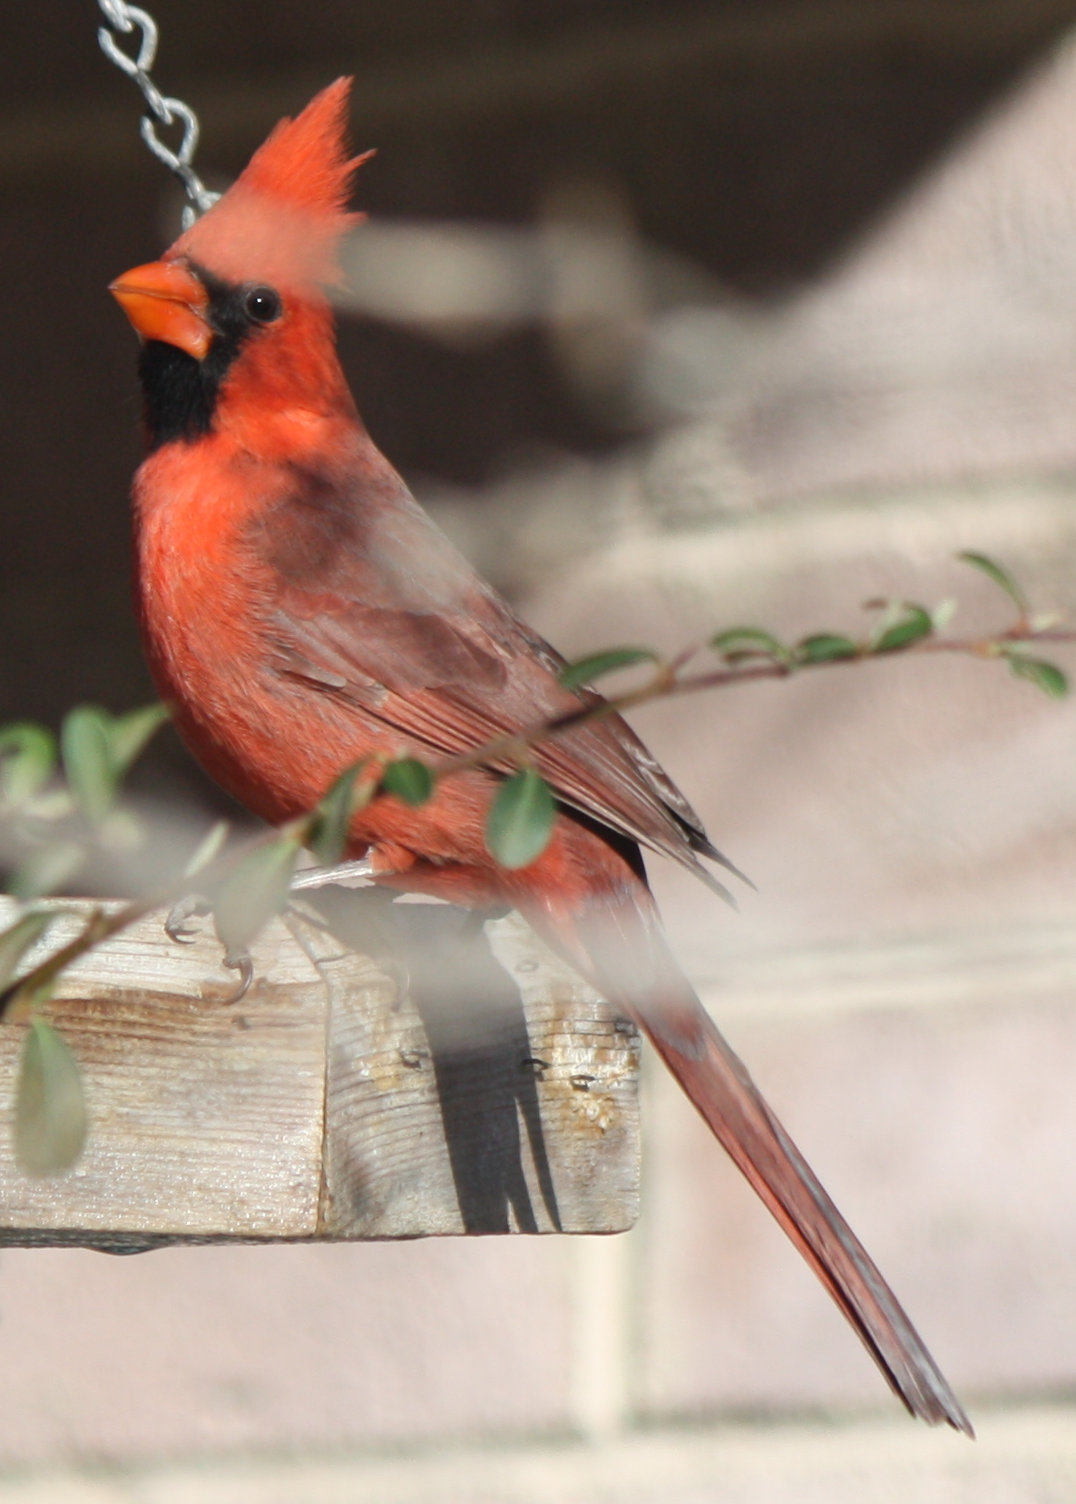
[165,892,212,943]
[164,891,252,1001]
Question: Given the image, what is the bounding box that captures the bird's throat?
[138,330,244,451]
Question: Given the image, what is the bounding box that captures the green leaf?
[486,769,556,870]
[1028,610,1064,633]
[20,789,74,822]
[558,648,659,692]
[870,603,934,654]
[957,551,1030,616]
[10,840,85,900]
[98,808,145,853]
[0,912,53,990]
[710,628,791,665]
[0,723,56,807]
[214,834,302,959]
[931,598,958,631]
[14,1018,87,1176]
[381,758,435,807]
[184,820,231,878]
[57,704,166,824]
[107,703,170,776]
[794,633,859,664]
[61,706,116,822]
[1007,655,1069,699]
[307,761,377,866]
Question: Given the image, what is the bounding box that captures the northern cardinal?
[111,80,969,1433]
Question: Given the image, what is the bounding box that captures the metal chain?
[97,0,220,229]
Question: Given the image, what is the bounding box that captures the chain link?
[97,0,220,229]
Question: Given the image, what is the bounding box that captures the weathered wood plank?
[321,910,641,1237]
[0,897,640,1246]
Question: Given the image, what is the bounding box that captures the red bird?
[111,80,969,1433]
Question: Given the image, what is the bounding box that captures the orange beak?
[109,259,212,360]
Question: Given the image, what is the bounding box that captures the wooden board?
[0,896,640,1248]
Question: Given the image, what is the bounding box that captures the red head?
[110,79,372,456]
[169,77,369,293]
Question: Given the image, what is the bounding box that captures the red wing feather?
[255,449,738,892]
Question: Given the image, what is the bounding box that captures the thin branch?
[3,622,1074,1012]
[431,626,1076,780]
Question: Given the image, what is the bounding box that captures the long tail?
[526,884,973,1435]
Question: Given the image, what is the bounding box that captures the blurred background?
[0,1,1075,1498]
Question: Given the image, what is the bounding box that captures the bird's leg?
[219,857,387,1001]
[289,856,378,891]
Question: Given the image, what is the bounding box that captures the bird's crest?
[168,78,371,294]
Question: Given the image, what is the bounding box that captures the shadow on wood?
[382,903,562,1235]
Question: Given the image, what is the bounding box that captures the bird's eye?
[243,285,282,324]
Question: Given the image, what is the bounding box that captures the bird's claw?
[221,948,254,1003]
[165,893,212,944]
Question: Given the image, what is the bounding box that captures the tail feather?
[528,889,973,1436]
[640,993,972,1433]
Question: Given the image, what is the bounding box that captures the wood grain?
[0,896,640,1247]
